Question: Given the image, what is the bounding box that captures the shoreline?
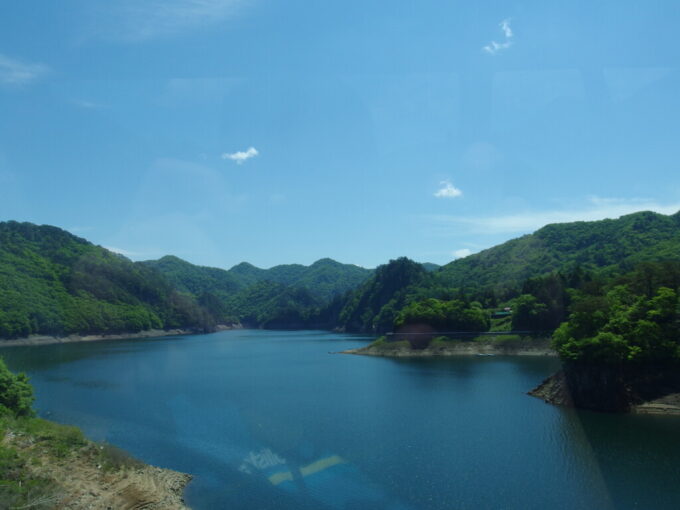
[3,419,193,509]
[0,324,239,348]
[343,339,557,357]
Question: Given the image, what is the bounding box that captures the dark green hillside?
[225,281,320,329]
[0,222,212,339]
[438,210,680,290]
[143,256,372,327]
[337,257,428,333]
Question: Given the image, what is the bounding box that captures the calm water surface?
[2,330,680,509]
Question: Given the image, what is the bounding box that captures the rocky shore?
[529,365,680,414]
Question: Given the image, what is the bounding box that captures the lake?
[2,330,680,509]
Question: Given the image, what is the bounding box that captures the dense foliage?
[336,257,428,333]
[0,221,214,338]
[0,358,33,417]
[395,298,489,332]
[553,262,680,364]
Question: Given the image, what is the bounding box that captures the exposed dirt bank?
[0,324,240,348]
[344,339,556,357]
[2,426,192,509]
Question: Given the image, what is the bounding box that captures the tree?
[0,358,34,417]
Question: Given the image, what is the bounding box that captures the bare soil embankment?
[2,428,192,509]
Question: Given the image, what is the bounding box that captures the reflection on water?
[2,330,680,510]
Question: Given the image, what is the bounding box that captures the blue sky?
[1,1,680,269]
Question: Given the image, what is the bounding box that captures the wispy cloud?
[483,18,513,55]
[104,246,140,257]
[428,197,680,235]
[452,248,472,259]
[434,180,463,198]
[222,147,258,164]
[92,0,244,42]
[0,53,49,85]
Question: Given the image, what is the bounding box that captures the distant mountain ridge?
[2,210,680,339]
[142,255,373,304]
[438,210,680,290]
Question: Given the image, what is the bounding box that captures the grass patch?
[0,420,62,509]
[21,418,86,458]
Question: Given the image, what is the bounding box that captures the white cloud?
[428,197,680,235]
[483,18,514,55]
[452,248,472,259]
[434,180,463,198]
[500,19,513,38]
[0,53,49,85]
[92,0,244,42]
[104,246,139,257]
[222,147,258,164]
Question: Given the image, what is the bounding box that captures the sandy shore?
[0,324,239,348]
[344,339,556,357]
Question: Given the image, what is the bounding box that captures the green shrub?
[0,358,34,417]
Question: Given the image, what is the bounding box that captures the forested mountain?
[144,256,372,303]
[335,257,429,333]
[0,222,213,338]
[325,211,680,335]
[3,211,680,341]
[438,210,680,290]
[143,255,243,299]
[142,255,373,328]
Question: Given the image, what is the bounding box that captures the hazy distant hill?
[144,256,372,304]
[0,222,212,339]
[437,210,680,290]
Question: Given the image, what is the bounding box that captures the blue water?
[2,330,680,509]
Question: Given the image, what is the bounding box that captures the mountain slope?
[0,222,212,339]
[337,257,428,333]
[437,210,680,290]
[145,256,372,304]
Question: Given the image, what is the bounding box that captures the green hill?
[143,255,243,299]
[336,257,429,333]
[142,255,372,328]
[437,210,680,290]
[0,221,212,339]
[145,256,372,305]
